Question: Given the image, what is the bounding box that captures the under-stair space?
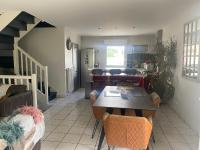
[0,11,57,103]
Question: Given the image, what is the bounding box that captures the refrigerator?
[81,48,95,91]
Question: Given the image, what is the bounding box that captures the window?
[106,46,125,66]
[183,18,200,80]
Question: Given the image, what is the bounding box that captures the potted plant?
[151,38,177,103]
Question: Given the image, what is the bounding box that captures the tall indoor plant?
[152,38,177,103]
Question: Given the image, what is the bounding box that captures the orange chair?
[89,90,122,138]
[89,90,105,138]
[142,92,161,143]
[143,92,161,118]
[103,113,152,150]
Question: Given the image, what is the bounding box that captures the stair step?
[9,20,27,31]
[0,43,14,50]
[37,82,57,101]
[16,12,34,24]
[0,50,13,56]
[0,34,14,44]
[0,56,14,68]
[1,26,20,37]
[49,92,57,101]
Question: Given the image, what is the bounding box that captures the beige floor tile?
[42,141,59,150]
[62,133,82,143]
[60,120,75,126]
[79,134,98,145]
[182,134,199,144]
[69,126,85,134]
[165,133,186,143]
[53,125,71,133]
[75,144,95,150]
[46,132,66,142]
[56,142,77,150]
[152,141,172,150]
[170,142,191,150]
[45,124,58,132]
[74,120,89,128]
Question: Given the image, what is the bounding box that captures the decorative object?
[66,38,72,50]
[0,121,24,145]
[19,106,43,124]
[150,38,177,102]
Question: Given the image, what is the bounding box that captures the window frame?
[183,17,200,81]
[106,45,125,67]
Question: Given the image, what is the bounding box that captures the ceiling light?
[98,27,102,30]
[132,26,136,29]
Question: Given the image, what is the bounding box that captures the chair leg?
[108,146,114,150]
[108,145,110,150]
[92,120,100,138]
[152,131,155,143]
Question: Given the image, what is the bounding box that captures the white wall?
[64,27,81,92]
[19,27,81,97]
[81,35,156,68]
[162,2,200,133]
[65,27,81,69]
[19,27,66,97]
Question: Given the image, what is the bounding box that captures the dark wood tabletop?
[93,86,157,111]
[94,86,157,150]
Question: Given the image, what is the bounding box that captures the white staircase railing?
[0,74,38,107]
[13,46,49,104]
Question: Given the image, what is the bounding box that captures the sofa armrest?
[0,91,33,117]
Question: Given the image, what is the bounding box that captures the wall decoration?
[66,38,72,50]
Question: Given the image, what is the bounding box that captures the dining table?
[93,86,157,150]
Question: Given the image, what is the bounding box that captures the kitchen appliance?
[81,48,95,87]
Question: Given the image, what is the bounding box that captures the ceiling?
[0,0,199,36]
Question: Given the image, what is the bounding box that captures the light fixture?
[132,26,136,29]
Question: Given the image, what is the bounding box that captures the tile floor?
[42,89,199,150]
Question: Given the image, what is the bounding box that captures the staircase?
[0,11,57,104]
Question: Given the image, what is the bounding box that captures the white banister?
[13,46,49,104]
[0,74,38,107]
[31,74,37,107]
[44,66,49,104]
[13,49,19,74]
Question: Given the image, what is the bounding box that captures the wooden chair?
[103,113,152,150]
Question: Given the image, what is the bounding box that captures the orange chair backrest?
[89,90,105,120]
[151,92,161,107]
[89,90,98,105]
[103,113,152,149]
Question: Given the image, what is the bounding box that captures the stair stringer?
[14,17,41,47]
